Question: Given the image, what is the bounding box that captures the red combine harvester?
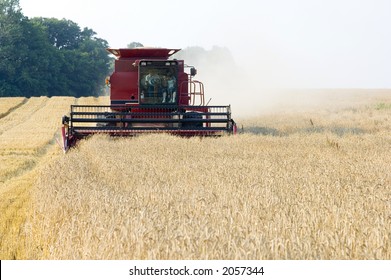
[61,47,236,152]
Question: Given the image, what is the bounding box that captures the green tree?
[32,18,111,96]
[0,0,111,97]
[0,0,25,96]
[127,42,143,48]
[31,17,83,50]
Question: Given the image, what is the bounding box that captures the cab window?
[139,61,178,105]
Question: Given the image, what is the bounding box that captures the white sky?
[19,0,391,88]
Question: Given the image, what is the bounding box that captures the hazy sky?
[19,0,391,88]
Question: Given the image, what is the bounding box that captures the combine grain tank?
[61,47,236,151]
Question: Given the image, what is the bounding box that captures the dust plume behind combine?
[175,46,391,118]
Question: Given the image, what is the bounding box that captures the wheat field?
[0,96,108,259]
[0,91,390,259]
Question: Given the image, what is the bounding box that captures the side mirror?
[190,67,197,77]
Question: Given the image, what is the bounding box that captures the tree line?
[0,0,111,97]
[0,0,237,98]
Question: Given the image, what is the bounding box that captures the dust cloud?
[174,46,390,118]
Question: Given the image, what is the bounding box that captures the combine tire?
[182,112,203,128]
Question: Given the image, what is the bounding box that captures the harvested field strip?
[0,155,36,183]
[0,97,75,154]
[0,97,48,136]
[0,96,109,259]
[0,97,28,119]
[0,136,62,259]
[0,136,57,187]
[0,145,61,259]
[0,96,75,259]
[0,173,32,259]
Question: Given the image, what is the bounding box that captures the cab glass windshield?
[139,61,178,105]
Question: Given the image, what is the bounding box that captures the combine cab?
[61,47,236,151]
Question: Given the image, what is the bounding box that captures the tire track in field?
[0,96,107,259]
[0,98,28,120]
[0,97,78,154]
[0,175,32,259]
[0,129,64,259]
[0,134,57,183]
[0,97,77,184]
[0,97,77,259]
[0,97,49,137]
[0,96,75,178]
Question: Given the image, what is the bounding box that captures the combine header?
[61,47,236,151]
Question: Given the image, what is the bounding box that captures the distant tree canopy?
[127,42,143,49]
[0,0,111,97]
[0,0,236,98]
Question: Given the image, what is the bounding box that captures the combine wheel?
[96,113,117,127]
[182,112,203,128]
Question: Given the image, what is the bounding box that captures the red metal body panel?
[177,70,190,105]
[108,47,189,107]
[110,72,138,103]
[107,48,180,59]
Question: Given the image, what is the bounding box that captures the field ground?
[0,90,390,259]
[0,96,108,259]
